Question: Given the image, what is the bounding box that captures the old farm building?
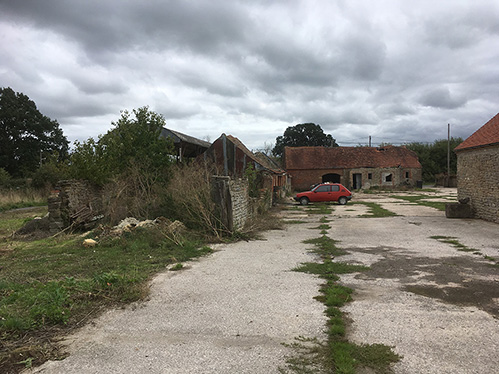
[455,113,499,223]
[284,146,422,191]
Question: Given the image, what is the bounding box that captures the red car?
[294,183,352,205]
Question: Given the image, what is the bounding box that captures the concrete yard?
[30,188,498,374]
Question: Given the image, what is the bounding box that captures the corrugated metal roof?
[455,113,499,151]
[226,135,286,174]
[161,128,211,148]
[284,146,421,170]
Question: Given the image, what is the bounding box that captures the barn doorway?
[353,173,362,189]
[322,173,341,183]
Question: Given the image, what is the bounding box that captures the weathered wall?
[48,180,103,233]
[229,178,250,230]
[457,146,499,223]
[211,175,273,232]
[211,176,251,232]
[288,167,422,191]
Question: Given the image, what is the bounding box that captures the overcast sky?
[1,0,498,150]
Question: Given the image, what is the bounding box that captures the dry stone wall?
[48,180,103,233]
[211,175,269,233]
[457,146,499,223]
[229,178,249,230]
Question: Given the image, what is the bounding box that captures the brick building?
[284,146,422,191]
[455,113,499,223]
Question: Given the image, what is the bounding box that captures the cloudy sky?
[1,0,498,150]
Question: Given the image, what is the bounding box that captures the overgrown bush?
[166,163,228,238]
[69,107,174,186]
[102,162,170,224]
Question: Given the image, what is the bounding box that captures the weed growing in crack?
[352,202,398,218]
[430,236,476,252]
[281,232,401,373]
[306,204,333,215]
[389,195,446,211]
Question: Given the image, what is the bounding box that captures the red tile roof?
[284,146,421,170]
[455,113,499,151]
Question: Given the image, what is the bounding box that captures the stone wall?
[48,180,103,233]
[288,167,422,191]
[229,178,250,230]
[457,146,499,223]
[211,175,274,232]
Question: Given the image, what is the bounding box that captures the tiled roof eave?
[455,141,499,152]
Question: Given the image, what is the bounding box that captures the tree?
[70,106,174,185]
[272,123,338,157]
[0,87,69,177]
[406,137,463,182]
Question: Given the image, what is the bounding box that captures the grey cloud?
[419,87,467,109]
[0,0,251,62]
[1,0,499,149]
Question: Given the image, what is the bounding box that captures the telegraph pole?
[446,123,450,187]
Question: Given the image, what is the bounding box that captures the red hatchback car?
[294,183,352,205]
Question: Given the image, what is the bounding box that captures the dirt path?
[30,223,326,374]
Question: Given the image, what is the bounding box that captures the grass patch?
[303,235,346,257]
[430,236,476,252]
[311,224,331,235]
[282,234,400,373]
[306,204,333,215]
[390,195,446,211]
[353,202,397,218]
[283,206,303,211]
[284,220,307,224]
[0,226,213,372]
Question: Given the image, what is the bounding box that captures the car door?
[330,184,341,201]
[312,184,331,202]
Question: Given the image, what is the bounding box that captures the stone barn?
[455,113,499,223]
[284,146,422,191]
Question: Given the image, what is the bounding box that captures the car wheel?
[338,196,347,205]
[300,197,309,205]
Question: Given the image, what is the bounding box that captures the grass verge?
[281,232,400,373]
[0,226,213,373]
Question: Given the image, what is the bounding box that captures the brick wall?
[457,146,499,223]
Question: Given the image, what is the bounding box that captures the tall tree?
[0,87,69,177]
[272,123,338,157]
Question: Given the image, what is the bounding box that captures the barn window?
[385,174,392,182]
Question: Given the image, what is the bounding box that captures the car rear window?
[331,185,340,191]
